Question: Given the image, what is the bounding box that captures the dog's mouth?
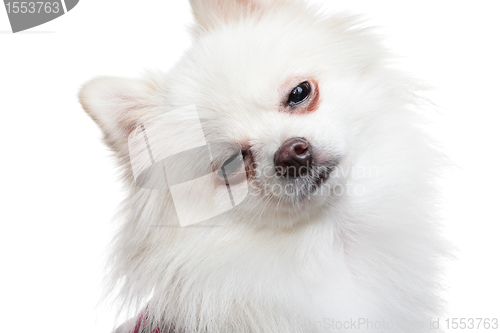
[311,164,333,190]
[266,161,338,202]
[300,163,337,195]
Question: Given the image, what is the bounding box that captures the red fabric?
[131,310,162,333]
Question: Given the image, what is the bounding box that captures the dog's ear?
[189,0,288,33]
[79,75,165,154]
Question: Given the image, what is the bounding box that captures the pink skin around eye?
[279,79,320,115]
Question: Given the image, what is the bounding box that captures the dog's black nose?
[274,138,312,178]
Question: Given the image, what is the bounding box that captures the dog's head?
[80,0,399,228]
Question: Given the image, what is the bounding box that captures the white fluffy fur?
[79,0,447,332]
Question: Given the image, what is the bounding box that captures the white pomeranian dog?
[79,0,447,332]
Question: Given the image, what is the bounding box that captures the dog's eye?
[221,154,242,175]
[217,153,245,185]
[287,82,311,106]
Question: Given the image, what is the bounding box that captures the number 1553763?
[5,2,60,14]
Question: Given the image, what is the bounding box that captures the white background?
[1,1,499,332]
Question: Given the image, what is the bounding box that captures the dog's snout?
[274,138,312,178]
